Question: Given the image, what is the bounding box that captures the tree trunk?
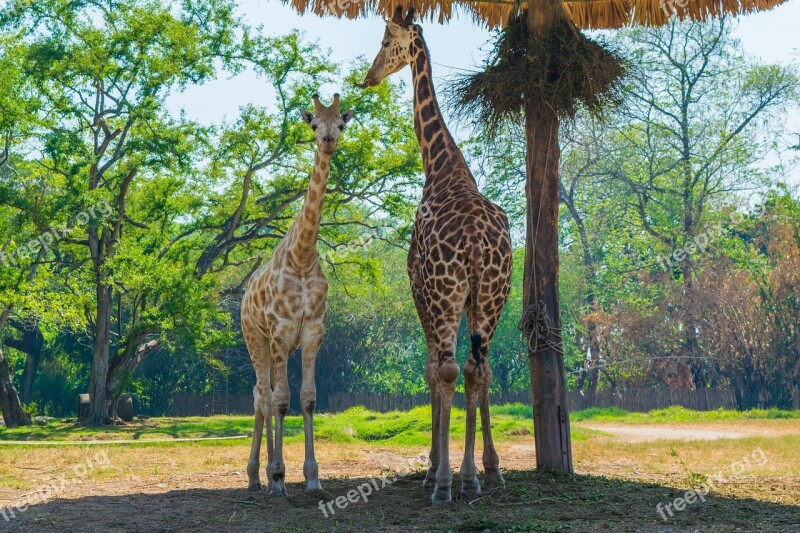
[85,283,112,425]
[0,348,31,427]
[106,337,160,419]
[680,260,707,392]
[4,323,45,404]
[20,348,40,405]
[584,313,600,394]
[522,100,573,472]
[0,252,43,425]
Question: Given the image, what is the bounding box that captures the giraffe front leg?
[247,385,266,491]
[268,349,290,498]
[300,321,324,492]
[244,334,272,493]
[264,393,275,494]
[433,353,459,504]
[460,354,484,497]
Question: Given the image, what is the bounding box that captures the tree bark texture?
[0,348,31,428]
[522,97,574,472]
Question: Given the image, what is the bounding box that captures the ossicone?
[402,7,415,27]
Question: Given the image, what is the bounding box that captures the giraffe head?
[359,6,418,88]
[300,93,355,155]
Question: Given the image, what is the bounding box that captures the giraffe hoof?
[268,483,289,498]
[460,477,481,496]
[305,479,323,491]
[247,482,263,492]
[422,469,437,489]
[483,470,505,491]
[431,487,452,504]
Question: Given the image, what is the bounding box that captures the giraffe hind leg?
[430,312,461,504]
[480,366,504,490]
[244,331,272,492]
[409,268,440,489]
[460,333,484,496]
[465,266,509,492]
[475,298,509,490]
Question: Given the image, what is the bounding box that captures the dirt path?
[580,422,800,442]
[582,425,754,442]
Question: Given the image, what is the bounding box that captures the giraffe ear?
[387,21,401,35]
[300,109,314,125]
[342,110,355,124]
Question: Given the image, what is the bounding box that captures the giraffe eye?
[338,125,344,131]
[311,125,318,131]
[382,41,389,48]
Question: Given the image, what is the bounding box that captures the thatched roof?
[286,0,788,29]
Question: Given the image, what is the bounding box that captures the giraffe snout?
[358,74,379,88]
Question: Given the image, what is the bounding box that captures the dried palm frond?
[449,10,626,135]
[285,0,787,30]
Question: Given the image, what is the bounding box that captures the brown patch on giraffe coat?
[421,102,436,122]
[416,75,431,100]
[415,53,426,73]
[423,120,441,142]
[432,154,448,173]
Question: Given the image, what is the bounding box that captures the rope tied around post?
[518,300,563,356]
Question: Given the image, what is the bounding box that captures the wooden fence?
[168,386,738,417]
[565,386,737,412]
[329,387,738,413]
[172,392,255,417]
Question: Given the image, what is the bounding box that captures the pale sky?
[167,0,800,183]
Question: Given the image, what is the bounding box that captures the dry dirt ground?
[1,421,799,532]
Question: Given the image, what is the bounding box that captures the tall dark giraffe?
[361,6,513,504]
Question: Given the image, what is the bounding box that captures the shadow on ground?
[3,471,799,532]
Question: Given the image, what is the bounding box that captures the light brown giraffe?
[360,6,513,504]
[241,94,354,497]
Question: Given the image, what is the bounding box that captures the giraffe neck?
[410,31,476,197]
[288,148,331,268]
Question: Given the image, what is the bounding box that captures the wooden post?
[521,0,574,472]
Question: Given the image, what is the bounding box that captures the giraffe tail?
[470,333,483,367]
[469,242,483,367]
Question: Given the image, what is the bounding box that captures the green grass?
[2,404,797,447]
[0,415,255,442]
[0,405,604,446]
